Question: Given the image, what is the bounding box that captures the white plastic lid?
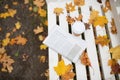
[72,21,85,35]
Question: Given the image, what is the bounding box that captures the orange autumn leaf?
[33,0,45,9]
[14,35,27,45]
[80,51,91,66]
[108,59,117,66]
[75,14,83,21]
[39,55,46,63]
[95,35,110,46]
[13,2,18,5]
[38,8,46,17]
[40,44,47,50]
[38,35,45,41]
[74,0,85,6]
[54,7,64,16]
[66,16,75,24]
[4,4,9,9]
[111,18,117,34]
[93,16,108,27]
[0,47,6,54]
[61,72,75,80]
[10,38,16,45]
[33,26,44,34]
[66,2,75,12]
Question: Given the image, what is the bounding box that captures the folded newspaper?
[43,25,87,63]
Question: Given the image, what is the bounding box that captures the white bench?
[47,0,120,80]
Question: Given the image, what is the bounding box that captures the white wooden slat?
[48,3,59,80]
[70,6,87,80]
[81,5,102,80]
[58,2,72,64]
[91,3,116,80]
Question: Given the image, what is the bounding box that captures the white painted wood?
[48,3,59,80]
[91,2,116,80]
[70,6,87,80]
[81,5,102,80]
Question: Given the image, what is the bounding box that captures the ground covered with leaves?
[0,0,48,80]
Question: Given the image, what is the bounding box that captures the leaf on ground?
[74,0,85,6]
[13,2,18,5]
[2,38,10,47]
[0,47,6,54]
[15,21,21,30]
[109,45,120,60]
[4,4,9,9]
[10,38,16,45]
[40,44,47,50]
[33,0,45,9]
[0,53,15,73]
[54,59,74,76]
[54,7,64,16]
[14,35,27,45]
[75,14,83,21]
[29,7,33,11]
[95,35,110,46]
[61,72,75,80]
[80,51,91,66]
[66,2,75,12]
[6,33,10,38]
[24,0,29,4]
[39,55,46,63]
[22,53,29,61]
[38,35,45,41]
[111,18,117,34]
[38,8,46,17]
[93,16,108,27]
[44,20,48,26]
[66,16,75,24]
[33,26,43,34]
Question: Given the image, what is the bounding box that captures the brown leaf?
[39,55,46,63]
[66,16,75,24]
[33,0,45,9]
[0,47,6,54]
[14,35,27,45]
[74,0,85,6]
[110,63,120,74]
[111,19,117,34]
[84,23,90,30]
[61,72,75,80]
[80,51,91,66]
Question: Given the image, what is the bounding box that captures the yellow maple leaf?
[54,8,64,16]
[109,45,120,60]
[38,8,46,17]
[95,35,110,46]
[54,60,73,76]
[66,2,75,12]
[2,38,10,46]
[74,0,85,6]
[33,26,44,34]
[33,0,45,9]
[15,21,21,30]
[8,9,17,17]
[40,44,47,50]
[93,16,108,27]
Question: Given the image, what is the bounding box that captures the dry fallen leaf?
[2,38,10,47]
[39,55,46,63]
[4,4,9,9]
[38,35,45,41]
[0,53,15,73]
[74,0,85,6]
[66,16,75,24]
[80,51,91,66]
[95,35,110,46]
[93,16,108,27]
[0,27,2,31]
[75,14,83,21]
[22,53,29,61]
[33,0,45,9]
[54,8,64,16]
[54,60,74,76]
[40,44,47,50]
[29,7,33,11]
[109,45,120,60]
[61,71,75,80]
[0,47,6,54]
[44,20,48,26]
[111,18,117,34]
[13,2,18,5]
[15,35,27,45]
[33,26,43,34]
[38,8,46,17]
[24,0,29,4]
[6,33,10,38]
[10,38,16,45]
[15,21,21,30]
[66,2,75,12]
[108,59,117,66]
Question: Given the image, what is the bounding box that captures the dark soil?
[0,0,48,80]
